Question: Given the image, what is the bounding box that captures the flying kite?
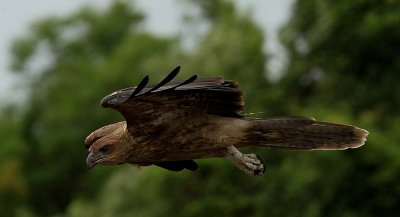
[85,66,368,176]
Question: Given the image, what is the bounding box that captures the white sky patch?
[0,0,112,102]
[235,0,293,81]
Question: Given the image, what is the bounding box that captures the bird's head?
[85,121,131,169]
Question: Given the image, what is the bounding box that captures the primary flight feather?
[85,66,368,176]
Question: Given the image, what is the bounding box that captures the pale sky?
[0,0,292,101]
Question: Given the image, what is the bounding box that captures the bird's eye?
[99,145,111,153]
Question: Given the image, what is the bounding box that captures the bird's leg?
[224,146,266,176]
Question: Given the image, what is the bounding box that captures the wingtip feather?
[144,66,181,94]
[131,75,150,97]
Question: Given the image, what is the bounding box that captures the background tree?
[279,0,400,122]
[278,0,400,216]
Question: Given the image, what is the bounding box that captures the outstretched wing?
[100,66,244,136]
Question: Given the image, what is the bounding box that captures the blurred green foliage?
[1,0,399,216]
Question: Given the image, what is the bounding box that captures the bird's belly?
[130,117,249,163]
[160,147,228,161]
[129,138,234,163]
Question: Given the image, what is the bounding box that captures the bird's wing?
[100,66,244,135]
[155,160,198,171]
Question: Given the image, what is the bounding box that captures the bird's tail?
[244,116,368,150]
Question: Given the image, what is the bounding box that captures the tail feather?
[247,118,368,150]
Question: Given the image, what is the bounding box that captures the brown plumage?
[85,66,368,176]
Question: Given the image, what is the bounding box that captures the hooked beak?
[86,152,104,169]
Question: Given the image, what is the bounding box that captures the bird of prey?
[85,66,368,176]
